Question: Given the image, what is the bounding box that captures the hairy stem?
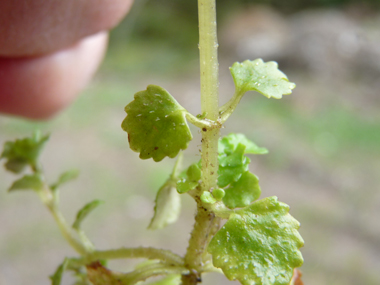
[182,1,221,284]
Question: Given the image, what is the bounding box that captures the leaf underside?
[208,196,304,285]
[122,85,192,162]
[230,59,295,99]
[149,181,181,230]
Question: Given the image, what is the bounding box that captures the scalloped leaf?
[122,85,192,162]
[148,181,181,230]
[8,174,44,192]
[208,196,304,285]
[219,133,268,155]
[223,171,261,209]
[218,144,250,188]
[72,200,103,230]
[1,131,49,173]
[230,59,295,99]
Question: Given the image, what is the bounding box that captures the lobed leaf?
[222,171,261,209]
[121,85,192,162]
[230,59,295,99]
[208,196,304,285]
[219,133,268,155]
[73,200,103,230]
[0,131,49,173]
[148,181,181,230]
[8,174,44,192]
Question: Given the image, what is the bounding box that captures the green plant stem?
[85,247,184,266]
[185,113,214,129]
[37,182,89,256]
[119,262,189,285]
[182,1,221,284]
[219,90,245,123]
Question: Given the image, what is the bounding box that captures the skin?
[0,0,134,119]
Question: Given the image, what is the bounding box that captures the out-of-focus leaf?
[230,59,295,99]
[149,181,181,230]
[50,169,80,191]
[8,174,44,192]
[0,132,49,173]
[208,196,304,285]
[72,200,103,230]
[222,171,261,209]
[49,258,69,285]
[121,85,192,162]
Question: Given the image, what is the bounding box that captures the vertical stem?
[199,0,219,195]
[182,0,221,284]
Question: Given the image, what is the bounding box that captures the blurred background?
[1,0,380,284]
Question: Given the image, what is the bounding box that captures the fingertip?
[0,32,108,120]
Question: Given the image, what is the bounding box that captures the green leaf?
[50,258,69,285]
[121,85,192,162]
[146,274,181,285]
[1,131,49,173]
[218,144,250,188]
[148,180,181,230]
[176,163,201,194]
[200,191,216,204]
[50,169,80,191]
[208,196,304,285]
[8,174,44,192]
[219,133,268,155]
[230,59,295,99]
[73,200,103,230]
[212,188,225,201]
[223,171,261,209]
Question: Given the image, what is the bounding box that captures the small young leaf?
[148,181,181,230]
[121,85,192,162]
[212,188,225,201]
[176,163,201,194]
[8,174,44,192]
[73,200,103,230]
[230,59,295,99]
[49,258,69,285]
[50,169,80,191]
[223,171,261,209]
[219,133,268,155]
[208,196,304,285]
[200,191,217,204]
[186,164,202,182]
[218,144,250,188]
[1,132,49,173]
